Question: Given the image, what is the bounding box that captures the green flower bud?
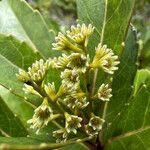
[52,32,82,53]
[23,84,41,97]
[44,82,56,101]
[16,69,30,82]
[67,24,94,47]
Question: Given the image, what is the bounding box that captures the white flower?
[65,113,82,134]
[90,44,120,74]
[53,129,68,143]
[64,92,89,110]
[27,98,53,134]
[89,115,105,131]
[67,53,89,73]
[67,24,94,47]
[98,84,112,101]
[52,32,70,51]
[52,32,82,53]
[61,69,80,90]
[51,54,70,69]
[28,59,48,82]
[85,124,99,136]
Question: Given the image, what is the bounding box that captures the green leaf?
[77,0,136,56]
[0,34,43,102]
[0,96,28,137]
[102,27,138,143]
[0,85,34,128]
[133,69,150,96]
[0,34,40,70]
[104,70,150,150]
[0,35,42,136]
[0,0,55,59]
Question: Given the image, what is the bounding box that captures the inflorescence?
[17,24,120,143]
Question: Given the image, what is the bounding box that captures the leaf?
[102,27,138,143]
[0,34,40,70]
[0,0,56,59]
[0,96,28,137]
[0,85,34,128]
[133,69,150,96]
[0,31,41,97]
[0,35,42,136]
[77,0,136,56]
[104,70,150,150]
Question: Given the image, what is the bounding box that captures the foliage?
[0,0,149,150]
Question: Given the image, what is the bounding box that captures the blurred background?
[26,0,150,69]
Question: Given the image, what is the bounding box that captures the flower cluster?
[17,24,119,143]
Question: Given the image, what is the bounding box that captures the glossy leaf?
[104,70,150,150]
[0,0,55,59]
[102,27,138,143]
[0,96,28,137]
[77,0,136,56]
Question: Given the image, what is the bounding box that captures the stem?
[0,137,93,150]
[91,0,108,97]
[99,102,108,145]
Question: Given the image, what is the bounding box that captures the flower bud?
[23,84,41,97]
[67,24,94,47]
[16,69,30,82]
[44,82,56,101]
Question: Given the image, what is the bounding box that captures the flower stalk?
[17,23,120,144]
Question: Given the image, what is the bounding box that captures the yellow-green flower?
[89,115,105,131]
[67,24,94,47]
[16,69,30,82]
[52,32,82,53]
[53,128,68,143]
[65,113,82,134]
[44,82,56,101]
[28,59,48,82]
[61,69,80,89]
[51,54,70,69]
[98,84,112,101]
[90,44,120,74]
[27,98,53,134]
[23,84,41,97]
[85,124,98,136]
[64,91,89,109]
[67,53,89,73]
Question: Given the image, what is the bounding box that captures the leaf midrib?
[6,0,45,59]
[107,125,150,144]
